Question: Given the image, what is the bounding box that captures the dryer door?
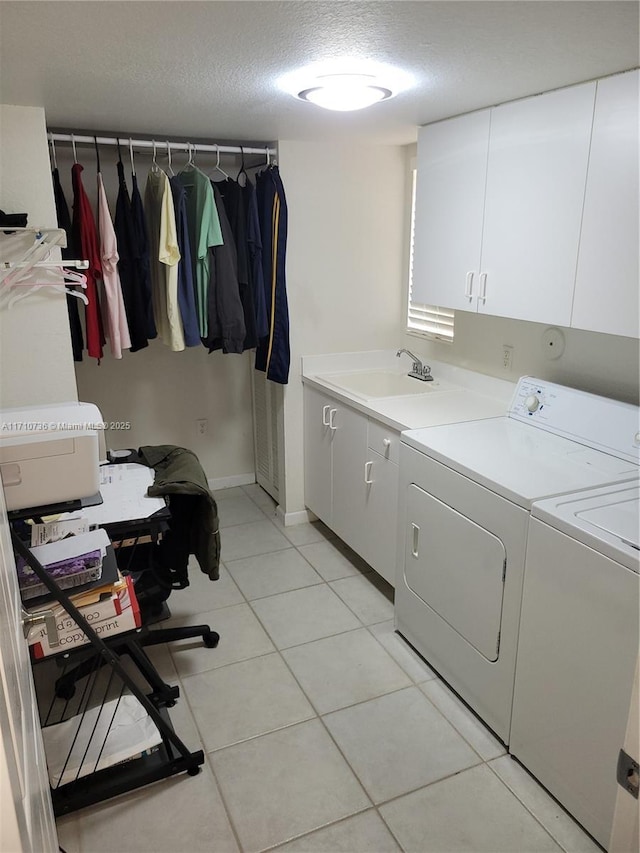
[404,484,506,662]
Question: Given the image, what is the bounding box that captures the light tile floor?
[55,485,601,853]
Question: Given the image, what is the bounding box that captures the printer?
[0,402,105,511]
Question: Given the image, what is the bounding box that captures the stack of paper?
[42,694,162,786]
[17,528,111,600]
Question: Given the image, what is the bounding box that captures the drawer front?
[368,419,400,465]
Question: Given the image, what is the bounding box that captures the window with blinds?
[406,168,455,342]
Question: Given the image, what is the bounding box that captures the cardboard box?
[27,575,141,659]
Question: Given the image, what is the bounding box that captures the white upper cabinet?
[479,82,596,324]
[571,70,639,338]
[412,110,491,310]
[413,75,640,337]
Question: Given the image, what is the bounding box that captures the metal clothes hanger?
[49,133,58,171]
[180,142,195,172]
[237,146,247,187]
[129,137,136,176]
[209,144,229,180]
[166,141,175,176]
[151,140,164,174]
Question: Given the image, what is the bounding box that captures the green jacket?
[137,445,220,581]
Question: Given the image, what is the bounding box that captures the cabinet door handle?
[465,271,474,299]
[479,272,488,303]
[329,408,337,431]
[383,438,391,448]
[364,461,374,484]
[322,405,331,426]
[411,523,420,559]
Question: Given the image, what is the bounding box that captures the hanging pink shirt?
[97,173,131,358]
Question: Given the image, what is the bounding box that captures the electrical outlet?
[502,345,513,372]
[196,418,208,436]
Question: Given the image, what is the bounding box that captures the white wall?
[278,140,407,516]
[0,105,77,408]
[55,145,256,482]
[402,312,640,406]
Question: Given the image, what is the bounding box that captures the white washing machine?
[395,377,639,744]
[510,481,639,848]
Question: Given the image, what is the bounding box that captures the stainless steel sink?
[316,370,456,400]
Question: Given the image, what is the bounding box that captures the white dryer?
[510,481,639,848]
[395,377,639,744]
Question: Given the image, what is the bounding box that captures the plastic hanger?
[3,268,89,310]
[94,136,101,174]
[71,133,78,164]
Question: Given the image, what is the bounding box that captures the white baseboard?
[276,506,315,527]
[207,473,256,491]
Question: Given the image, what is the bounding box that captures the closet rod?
[48,133,276,158]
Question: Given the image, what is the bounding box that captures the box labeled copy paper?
[27,575,141,659]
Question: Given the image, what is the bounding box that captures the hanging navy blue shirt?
[203,182,246,354]
[52,167,84,361]
[218,177,257,350]
[255,166,290,384]
[114,161,149,351]
[130,173,157,340]
[169,176,201,347]
[243,180,268,341]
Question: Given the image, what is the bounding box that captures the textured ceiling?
[0,1,637,145]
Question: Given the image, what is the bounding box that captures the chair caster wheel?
[204,632,219,648]
[187,766,200,776]
[55,683,76,700]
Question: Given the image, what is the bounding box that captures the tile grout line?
[207,487,589,852]
[484,758,587,853]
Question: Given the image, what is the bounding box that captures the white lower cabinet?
[303,385,400,586]
[303,386,334,525]
[360,447,398,585]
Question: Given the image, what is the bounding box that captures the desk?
[9,463,208,816]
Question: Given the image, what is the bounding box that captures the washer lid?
[532,482,640,571]
[402,418,638,509]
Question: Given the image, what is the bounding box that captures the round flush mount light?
[297,74,393,112]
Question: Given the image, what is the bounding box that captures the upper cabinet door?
[572,70,639,339]
[479,83,596,324]
[412,110,490,310]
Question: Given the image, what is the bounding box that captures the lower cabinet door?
[303,387,334,526]
[331,405,368,554]
[361,450,398,587]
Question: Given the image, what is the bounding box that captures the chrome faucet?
[396,349,433,382]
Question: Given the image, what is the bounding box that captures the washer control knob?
[525,394,540,413]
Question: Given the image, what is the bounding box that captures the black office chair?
[54,501,219,706]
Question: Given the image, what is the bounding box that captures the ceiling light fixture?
[297,74,393,112]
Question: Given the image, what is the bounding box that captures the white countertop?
[301,350,515,432]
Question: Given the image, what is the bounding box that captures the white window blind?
[407,168,455,342]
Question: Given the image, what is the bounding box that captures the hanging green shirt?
[176,166,223,338]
